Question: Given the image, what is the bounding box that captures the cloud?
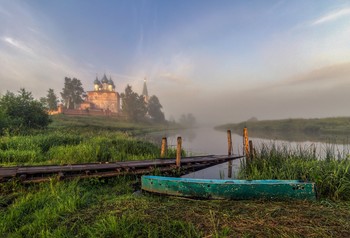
[285,62,350,85]
[311,8,350,26]
[2,37,34,55]
[157,72,189,84]
[0,2,95,98]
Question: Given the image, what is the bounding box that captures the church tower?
[142,77,149,103]
[101,74,109,91]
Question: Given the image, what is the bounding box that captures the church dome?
[108,77,115,89]
[94,78,101,84]
[101,74,108,84]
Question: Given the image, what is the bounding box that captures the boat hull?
[141,176,316,200]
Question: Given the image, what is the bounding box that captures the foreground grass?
[1,178,350,238]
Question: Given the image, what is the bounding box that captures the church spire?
[142,77,149,102]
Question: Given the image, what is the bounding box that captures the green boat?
[141,176,316,200]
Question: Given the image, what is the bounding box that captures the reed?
[239,143,350,200]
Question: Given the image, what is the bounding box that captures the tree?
[148,95,165,123]
[0,88,51,134]
[247,117,258,122]
[120,85,147,122]
[179,113,197,128]
[39,97,48,110]
[60,77,85,109]
[46,88,58,111]
[0,107,7,134]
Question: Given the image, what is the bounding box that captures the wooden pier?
[0,129,254,183]
[0,155,243,183]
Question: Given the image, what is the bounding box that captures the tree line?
[0,77,167,134]
[120,85,165,123]
[0,76,200,135]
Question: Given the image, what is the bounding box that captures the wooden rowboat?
[141,176,316,200]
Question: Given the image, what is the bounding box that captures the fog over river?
[148,127,349,179]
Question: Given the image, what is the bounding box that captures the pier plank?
[0,155,243,182]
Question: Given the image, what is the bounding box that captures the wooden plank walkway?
[0,155,243,183]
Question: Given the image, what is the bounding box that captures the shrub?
[0,89,51,135]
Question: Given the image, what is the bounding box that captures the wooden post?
[249,140,254,161]
[160,137,167,158]
[176,137,182,167]
[243,127,249,161]
[227,130,232,156]
[227,130,233,178]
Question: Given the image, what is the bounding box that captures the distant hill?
[215,117,350,143]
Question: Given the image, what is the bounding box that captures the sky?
[1,0,350,125]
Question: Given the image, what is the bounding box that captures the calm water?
[148,127,349,179]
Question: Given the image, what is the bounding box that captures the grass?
[239,143,350,201]
[48,114,172,136]
[1,178,350,237]
[0,115,181,166]
[0,115,350,237]
[0,132,165,166]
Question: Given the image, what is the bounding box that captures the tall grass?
[0,180,88,237]
[239,143,350,200]
[83,213,201,238]
[0,132,165,166]
[0,178,202,238]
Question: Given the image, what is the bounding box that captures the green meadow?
[0,115,176,166]
[0,115,350,237]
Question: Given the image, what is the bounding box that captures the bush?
[0,89,51,135]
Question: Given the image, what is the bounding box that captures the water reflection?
[146,127,243,155]
[146,127,244,179]
[146,127,349,180]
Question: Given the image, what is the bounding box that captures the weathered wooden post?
[243,127,249,162]
[227,130,232,156]
[160,137,168,158]
[249,140,254,161]
[227,130,233,178]
[176,137,182,167]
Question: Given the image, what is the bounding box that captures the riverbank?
[216,117,350,143]
[1,115,350,237]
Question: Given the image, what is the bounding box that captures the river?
[147,127,349,179]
